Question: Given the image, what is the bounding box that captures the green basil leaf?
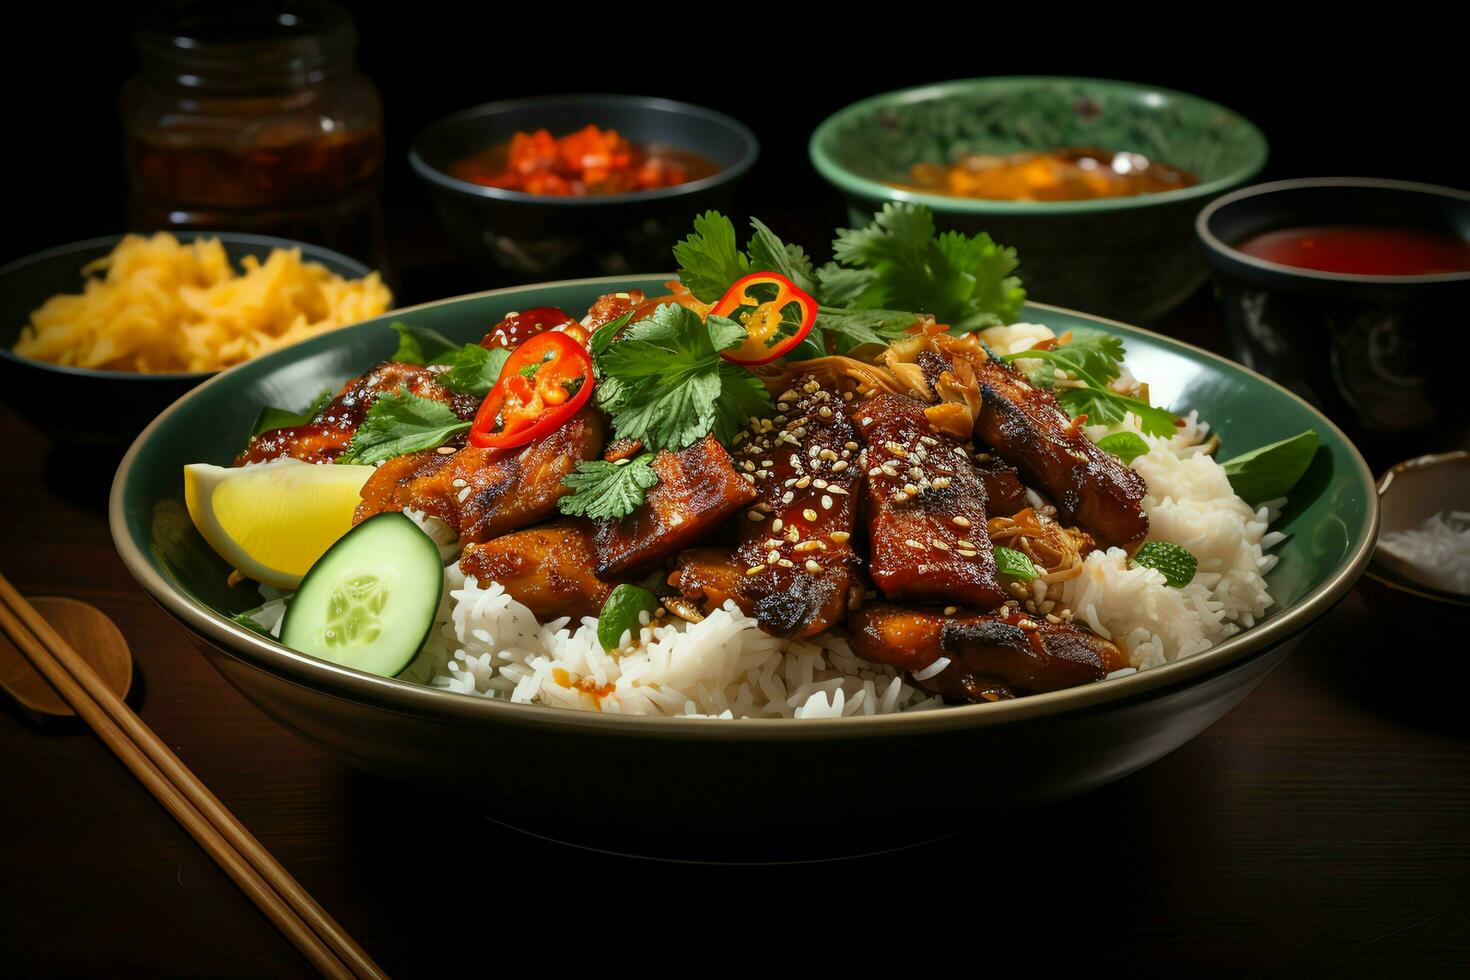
[1132,541,1198,587]
[1096,431,1152,465]
[1220,430,1319,505]
[391,321,458,365]
[248,389,333,438]
[597,584,660,652]
[994,546,1039,581]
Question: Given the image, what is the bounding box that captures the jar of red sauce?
[122,0,384,264]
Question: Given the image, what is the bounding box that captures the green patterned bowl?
[110,277,1371,859]
[811,77,1268,324]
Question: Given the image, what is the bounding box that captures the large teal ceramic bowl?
[811,77,1268,324]
[110,276,1373,858]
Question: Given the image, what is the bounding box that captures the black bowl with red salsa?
[410,95,757,284]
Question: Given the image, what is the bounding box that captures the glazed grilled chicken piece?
[582,289,649,329]
[459,520,618,620]
[848,603,1127,702]
[920,347,1149,548]
[236,362,481,465]
[354,410,604,543]
[854,394,1008,610]
[673,375,865,636]
[592,435,758,577]
[975,456,1029,518]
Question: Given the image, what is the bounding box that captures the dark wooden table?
[2,279,1468,976]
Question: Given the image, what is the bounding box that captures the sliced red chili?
[711,272,817,365]
[481,306,577,350]
[469,332,594,449]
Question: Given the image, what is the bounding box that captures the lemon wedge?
[184,459,376,589]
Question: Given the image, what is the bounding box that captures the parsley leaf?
[813,262,875,307]
[593,303,772,453]
[746,217,817,294]
[435,344,510,397]
[673,211,749,303]
[558,454,660,521]
[391,321,458,365]
[831,202,1025,331]
[813,307,919,352]
[337,389,471,465]
[1001,332,1179,437]
[249,388,332,437]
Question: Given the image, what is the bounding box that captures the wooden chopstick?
[0,573,385,980]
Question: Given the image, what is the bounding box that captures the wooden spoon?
[0,596,132,717]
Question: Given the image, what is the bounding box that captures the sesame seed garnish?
[783,478,797,488]
[905,538,924,549]
[785,527,799,542]
[741,473,756,484]
[781,491,794,505]
[805,559,822,574]
[768,549,781,563]
[830,460,849,472]
[451,478,468,488]
[813,478,828,488]
[931,476,952,489]
[747,510,766,522]
[932,540,951,551]
[772,518,784,532]
[821,495,833,510]
[818,406,833,418]
[456,486,472,503]
[957,538,976,549]
[861,416,873,426]
[827,485,849,496]
[903,483,920,496]
[944,606,958,616]
[795,540,820,552]
[819,448,838,461]
[829,531,851,543]
[843,391,854,401]
[746,564,767,576]
[1045,613,1062,624]
[957,549,978,557]
[892,490,910,503]
[742,461,756,472]
[909,466,924,480]
[436,445,457,455]
[778,558,795,568]
[803,508,818,521]
[795,476,811,488]
[952,515,972,527]
[868,467,882,478]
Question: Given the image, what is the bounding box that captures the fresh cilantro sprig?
[389,321,511,397]
[825,202,1026,332]
[1000,330,1180,437]
[593,303,772,452]
[337,389,471,465]
[558,454,659,521]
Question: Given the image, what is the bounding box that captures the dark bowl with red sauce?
[410,95,757,285]
[1198,178,1470,467]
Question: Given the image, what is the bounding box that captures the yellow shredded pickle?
[13,232,391,373]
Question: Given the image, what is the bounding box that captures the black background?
[2,7,1462,283]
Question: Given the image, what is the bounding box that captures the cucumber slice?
[279,513,443,677]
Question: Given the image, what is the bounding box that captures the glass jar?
[122,0,384,264]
